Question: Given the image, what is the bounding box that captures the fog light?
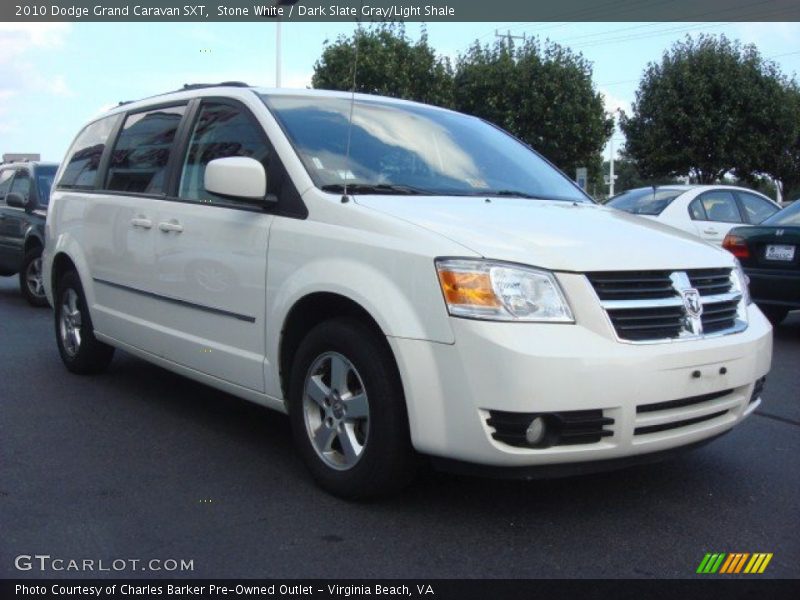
[525,416,546,445]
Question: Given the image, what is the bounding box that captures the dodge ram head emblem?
[681,289,703,318]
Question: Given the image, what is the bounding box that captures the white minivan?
[44,84,772,497]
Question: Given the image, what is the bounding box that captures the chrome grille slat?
[587,268,747,343]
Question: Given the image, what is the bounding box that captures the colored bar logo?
[697,553,773,574]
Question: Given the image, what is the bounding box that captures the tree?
[621,34,796,184]
[453,38,613,181]
[311,24,454,107]
[764,82,800,201]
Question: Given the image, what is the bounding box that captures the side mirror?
[6,192,32,210]
[204,157,272,203]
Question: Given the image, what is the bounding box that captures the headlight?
[732,259,751,305]
[435,258,574,322]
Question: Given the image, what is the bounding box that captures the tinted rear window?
[608,188,683,215]
[59,115,120,189]
[763,200,800,226]
[35,165,57,205]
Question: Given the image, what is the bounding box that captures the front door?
[151,100,274,392]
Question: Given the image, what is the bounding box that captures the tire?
[19,246,48,307]
[760,305,789,326]
[288,317,416,499]
[54,270,115,374]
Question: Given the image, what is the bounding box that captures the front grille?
[634,410,729,435]
[701,299,739,334]
[606,305,685,341]
[634,389,736,436]
[750,377,766,404]
[637,389,733,413]
[486,409,614,448]
[587,268,745,342]
[587,271,674,301]
[688,268,733,296]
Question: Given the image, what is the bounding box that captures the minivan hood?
[355,196,732,271]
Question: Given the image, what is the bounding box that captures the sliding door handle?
[158,220,184,233]
[130,217,152,229]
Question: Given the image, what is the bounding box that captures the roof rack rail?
[181,81,250,91]
[108,82,253,112]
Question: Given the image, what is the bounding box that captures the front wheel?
[54,270,115,374]
[19,246,48,307]
[288,317,416,499]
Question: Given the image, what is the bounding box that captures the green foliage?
[764,82,800,201]
[311,23,454,107]
[610,158,684,195]
[621,34,796,184]
[453,38,613,179]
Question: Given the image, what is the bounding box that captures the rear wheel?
[288,317,416,499]
[760,305,789,326]
[55,270,115,374]
[19,246,48,307]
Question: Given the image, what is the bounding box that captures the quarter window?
[59,115,120,189]
[688,198,706,220]
[698,191,742,223]
[179,102,270,205]
[0,169,14,201]
[737,192,778,224]
[106,106,186,194]
[9,171,31,200]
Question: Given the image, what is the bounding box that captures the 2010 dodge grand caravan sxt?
[44,84,772,498]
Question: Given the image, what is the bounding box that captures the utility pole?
[276,21,282,88]
[609,137,615,197]
[273,0,300,88]
[495,29,526,46]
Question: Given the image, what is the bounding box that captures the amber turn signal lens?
[437,270,501,307]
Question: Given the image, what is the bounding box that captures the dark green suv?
[0,161,58,306]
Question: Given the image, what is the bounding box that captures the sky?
[1,20,799,168]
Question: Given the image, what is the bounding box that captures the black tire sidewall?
[54,271,114,374]
[19,246,47,307]
[288,317,414,499]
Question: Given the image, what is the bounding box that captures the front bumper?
[389,303,772,467]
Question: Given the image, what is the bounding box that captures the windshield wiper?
[480,190,584,202]
[321,183,429,195]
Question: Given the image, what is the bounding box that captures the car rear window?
[58,114,120,189]
[763,200,800,226]
[35,165,57,205]
[607,188,682,215]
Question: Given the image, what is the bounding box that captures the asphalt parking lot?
[0,276,798,579]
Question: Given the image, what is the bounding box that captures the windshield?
[35,165,57,206]
[261,94,589,202]
[763,200,800,226]
[607,187,683,215]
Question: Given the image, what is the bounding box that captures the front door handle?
[158,220,184,233]
[130,217,152,229]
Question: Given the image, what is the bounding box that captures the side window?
[698,191,742,223]
[738,192,778,224]
[688,198,706,220]
[9,170,31,201]
[0,169,15,202]
[106,105,186,194]
[59,115,120,189]
[179,102,270,205]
